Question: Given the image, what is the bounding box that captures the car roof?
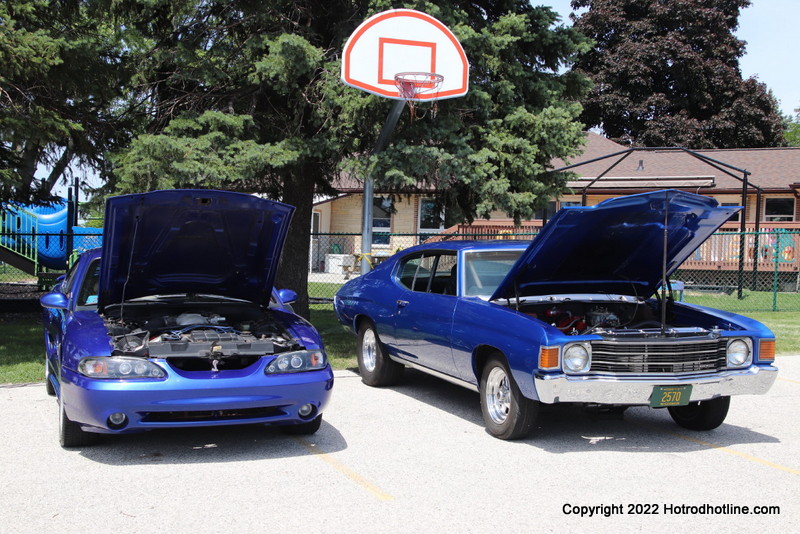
[402,240,530,254]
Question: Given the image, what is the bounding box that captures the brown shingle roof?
[561,132,800,193]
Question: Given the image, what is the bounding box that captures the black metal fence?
[3,231,799,313]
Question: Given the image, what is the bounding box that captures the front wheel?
[668,396,730,430]
[357,322,403,387]
[281,415,323,435]
[59,395,95,448]
[480,356,538,440]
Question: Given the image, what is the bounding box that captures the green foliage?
[571,0,785,148]
[786,108,800,147]
[0,0,134,204]
[104,0,593,316]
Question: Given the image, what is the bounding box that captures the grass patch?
[309,281,343,301]
[683,289,800,312]
[310,307,357,371]
[0,314,43,384]
[744,312,800,355]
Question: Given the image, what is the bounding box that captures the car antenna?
[660,190,669,336]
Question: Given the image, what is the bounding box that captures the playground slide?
[1,199,102,270]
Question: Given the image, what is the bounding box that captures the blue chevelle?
[41,190,333,447]
[335,190,778,439]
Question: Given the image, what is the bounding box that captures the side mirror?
[277,288,298,305]
[40,292,69,310]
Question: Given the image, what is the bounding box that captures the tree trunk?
[276,167,315,318]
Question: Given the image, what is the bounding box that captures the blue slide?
[1,199,102,270]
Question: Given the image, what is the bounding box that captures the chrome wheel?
[357,322,403,387]
[361,328,378,372]
[480,356,538,440]
[484,366,511,425]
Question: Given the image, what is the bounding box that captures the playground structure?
[0,197,102,285]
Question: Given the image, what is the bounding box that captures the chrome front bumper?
[533,364,778,405]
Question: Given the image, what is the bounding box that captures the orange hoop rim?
[394,72,444,100]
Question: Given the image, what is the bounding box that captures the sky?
[544,0,800,117]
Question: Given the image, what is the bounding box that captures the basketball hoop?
[394,72,444,119]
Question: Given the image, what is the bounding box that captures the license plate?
[650,385,692,407]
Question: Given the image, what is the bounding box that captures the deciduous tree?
[570,0,785,148]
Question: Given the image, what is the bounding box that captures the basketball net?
[394,72,444,121]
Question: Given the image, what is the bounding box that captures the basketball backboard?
[341,9,469,101]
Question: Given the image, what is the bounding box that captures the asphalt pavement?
[1,357,798,534]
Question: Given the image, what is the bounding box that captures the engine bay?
[103,301,299,372]
[517,297,709,338]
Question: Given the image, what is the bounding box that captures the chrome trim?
[389,355,479,392]
[533,365,777,404]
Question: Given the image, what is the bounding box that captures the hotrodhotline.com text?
[562,503,781,517]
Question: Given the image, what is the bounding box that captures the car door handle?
[396,299,409,307]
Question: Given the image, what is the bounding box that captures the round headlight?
[563,344,590,373]
[727,339,750,367]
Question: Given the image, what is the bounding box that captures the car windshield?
[462,249,524,297]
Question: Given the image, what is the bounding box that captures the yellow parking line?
[296,438,394,501]
[647,425,800,476]
[777,377,800,384]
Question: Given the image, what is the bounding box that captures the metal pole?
[737,177,747,299]
[752,190,762,290]
[360,99,405,274]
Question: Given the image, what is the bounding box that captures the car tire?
[667,396,730,431]
[357,322,403,387]
[44,359,55,397]
[480,356,538,440]
[59,394,95,448]
[281,415,322,435]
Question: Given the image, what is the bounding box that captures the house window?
[311,211,320,234]
[418,198,444,233]
[533,201,557,220]
[373,196,392,245]
[764,198,794,222]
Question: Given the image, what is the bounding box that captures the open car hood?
[490,190,739,301]
[99,190,294,311]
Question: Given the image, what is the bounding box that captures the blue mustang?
[335,190,777,439]
[41,190,333,447]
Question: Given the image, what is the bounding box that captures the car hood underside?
[491,190,739,301]
[99,190,294,311]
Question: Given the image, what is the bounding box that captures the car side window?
[398,252,457,294]
[60,261,80,295]
[76,259,101,308]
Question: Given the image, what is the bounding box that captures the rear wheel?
[281,415,322,435]
[480,356,538,440]
[357,322,403,387]
[59,394,95,448]
[668,396,730,430]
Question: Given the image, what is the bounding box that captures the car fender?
[60,311,113,372]
[451,298,565,400]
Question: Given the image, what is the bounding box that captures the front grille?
[141,406,285,423]
[590,338,727,374]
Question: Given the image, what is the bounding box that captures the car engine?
[520,298,685,337]
[103,304,299,372]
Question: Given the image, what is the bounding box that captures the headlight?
[562,343,591,374]
[726,338,752,367]
[266,350,327,374]
[78,357,165,379]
